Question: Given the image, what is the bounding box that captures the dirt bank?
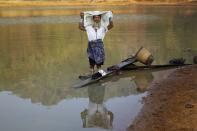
[128,65,197,131]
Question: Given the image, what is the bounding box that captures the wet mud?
[128,65,197,131]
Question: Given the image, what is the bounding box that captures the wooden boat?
[73,47,191,88]
[72,56,137,88]
[72,47,149,88]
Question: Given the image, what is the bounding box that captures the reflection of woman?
[81,84,113,129]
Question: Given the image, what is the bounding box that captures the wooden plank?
[122,64,192,70]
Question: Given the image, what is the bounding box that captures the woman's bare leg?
[90,65,95,74]
[96,65,101,71]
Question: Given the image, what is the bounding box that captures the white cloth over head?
[83,11,113,41]
[83,11,113,28]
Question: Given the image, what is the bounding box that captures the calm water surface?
[0,5,196,131]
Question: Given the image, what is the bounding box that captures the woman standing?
[79,11,114,74]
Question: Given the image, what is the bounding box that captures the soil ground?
[128,65,197,131]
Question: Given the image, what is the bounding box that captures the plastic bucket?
[136,47,154,65]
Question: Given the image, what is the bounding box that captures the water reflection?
[79,70,155,130]
[81,84,113,129]
[132,71,153,92]
[0,5,196,131]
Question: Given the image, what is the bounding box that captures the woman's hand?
[79,12,85,31]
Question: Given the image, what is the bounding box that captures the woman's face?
[93,15,101,23]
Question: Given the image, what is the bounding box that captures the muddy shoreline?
[128,65,197,131]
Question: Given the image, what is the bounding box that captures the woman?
[79,11,114,74]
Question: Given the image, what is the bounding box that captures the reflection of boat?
[81,84,113,129]
[134,71,153,92]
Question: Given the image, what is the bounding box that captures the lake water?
[0,5,196,131]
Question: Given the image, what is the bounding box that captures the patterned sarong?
[87,39,105,65]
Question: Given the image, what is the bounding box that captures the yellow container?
[136,47,154,65]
